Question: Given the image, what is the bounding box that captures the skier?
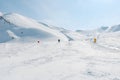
[94,38,96,43]
[58,39,60,43]
[37,41,40,43]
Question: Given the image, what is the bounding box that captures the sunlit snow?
[0,13,120,80]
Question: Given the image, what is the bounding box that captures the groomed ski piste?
[0,12,120,80]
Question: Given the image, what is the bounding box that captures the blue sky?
[0,0,120,30]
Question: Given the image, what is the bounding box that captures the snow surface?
[0,32,120,80]
[97,32,120,51]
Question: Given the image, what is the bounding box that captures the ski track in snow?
[0,41,120,80]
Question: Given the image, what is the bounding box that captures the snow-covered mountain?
[76,26,108,35]
[76,24,120,35]
[0,12,68,43]
[39,22,87,41]
[76,25,120,48]
[1,12,120,43]
[39,23,74,41]
[39,22,67,32]
[107,24,120,32]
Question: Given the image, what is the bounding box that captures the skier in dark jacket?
[58,39,60,43]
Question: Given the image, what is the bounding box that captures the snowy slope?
[0,13,68,43]
[39,22,74,40]
[97,25,120,50]
[39,22,67,32]
[96,32,120,50]
[0,40,120,80]
[76,25,120,50]
[0,23,120,80]
[39,22,87,41]
[75,27,120,51]
[0,12,120,80]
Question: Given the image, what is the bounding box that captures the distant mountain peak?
[107,24,120,32]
